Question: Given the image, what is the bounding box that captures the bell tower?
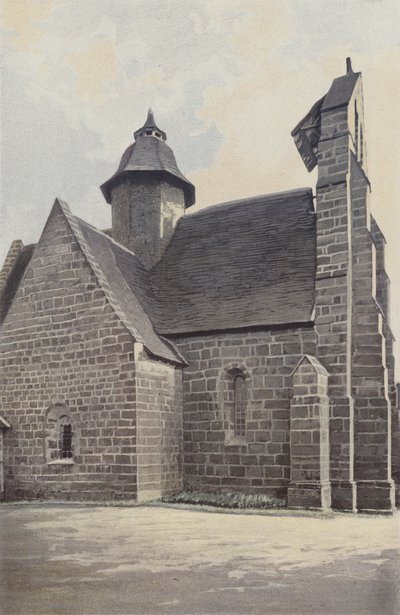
[292,59,396,513]
[101,109,195,268]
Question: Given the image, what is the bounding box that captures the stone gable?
[0,203,137,500]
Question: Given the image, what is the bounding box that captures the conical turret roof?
[101,110,195,207]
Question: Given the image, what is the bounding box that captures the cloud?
[67,37,118,101]
[2,0,55,51]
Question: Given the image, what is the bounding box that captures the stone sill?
[47,459,74,466]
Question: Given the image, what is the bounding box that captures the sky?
[1,0,399,373]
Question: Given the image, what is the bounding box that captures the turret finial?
[133,108,167,141]
[146,108,155,126]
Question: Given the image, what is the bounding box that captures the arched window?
[220,365,249,444]
[60,420,73,459]
[44,405,77,464]
[234,375,246,437]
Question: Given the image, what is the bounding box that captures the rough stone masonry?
[0,59,398,512]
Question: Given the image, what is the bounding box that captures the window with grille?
[60,421,73,459]
[45,406,77,464]
[233,374,246,437]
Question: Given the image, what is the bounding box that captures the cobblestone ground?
[0,504,399,615]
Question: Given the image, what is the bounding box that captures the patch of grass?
[161,490,287,510]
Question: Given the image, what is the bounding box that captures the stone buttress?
[292,59,396,512]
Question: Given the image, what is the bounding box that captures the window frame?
[44,404,77,465]
[233,373,247,438]
[219,364,250,446]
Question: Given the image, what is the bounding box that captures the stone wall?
[0,430,4,500]
[0,204,137,501]
[175,327,316,497]
[111,173,185,268]
[370,217,399,491]
[288,356,331,510]
[135,348,183,501]
[313,79,395,512]
[349,157,394,512]
[315,153,355,510]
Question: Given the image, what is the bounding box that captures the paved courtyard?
[0,504,399,615]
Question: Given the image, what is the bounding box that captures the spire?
[346,57,353,74]
[134,109,166,141]
[144,108,156,128]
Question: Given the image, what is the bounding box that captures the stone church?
[0,60,398,513]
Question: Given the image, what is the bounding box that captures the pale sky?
[1,0,399,374]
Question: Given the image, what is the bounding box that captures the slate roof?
[80,187,317,337]
[68,211,185,365]
[322,70,360,111]
[150,188,316,334]
[0,244,35,324]
[291,97,325,172]
[0,188,316,363]
[100,110,195,207]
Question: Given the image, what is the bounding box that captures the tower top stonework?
[291,58,364,174]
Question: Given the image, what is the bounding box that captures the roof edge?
[56,199,185,365]
[186,187,313,218]
[100,168,195,207]
[162,320,315,339]
[321,71,361,112]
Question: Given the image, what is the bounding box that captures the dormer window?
[155,132,161,138]
[145,130,152,136]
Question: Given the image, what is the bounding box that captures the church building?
[0,60,398,513]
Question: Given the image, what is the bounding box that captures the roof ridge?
[185,187,313,218]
